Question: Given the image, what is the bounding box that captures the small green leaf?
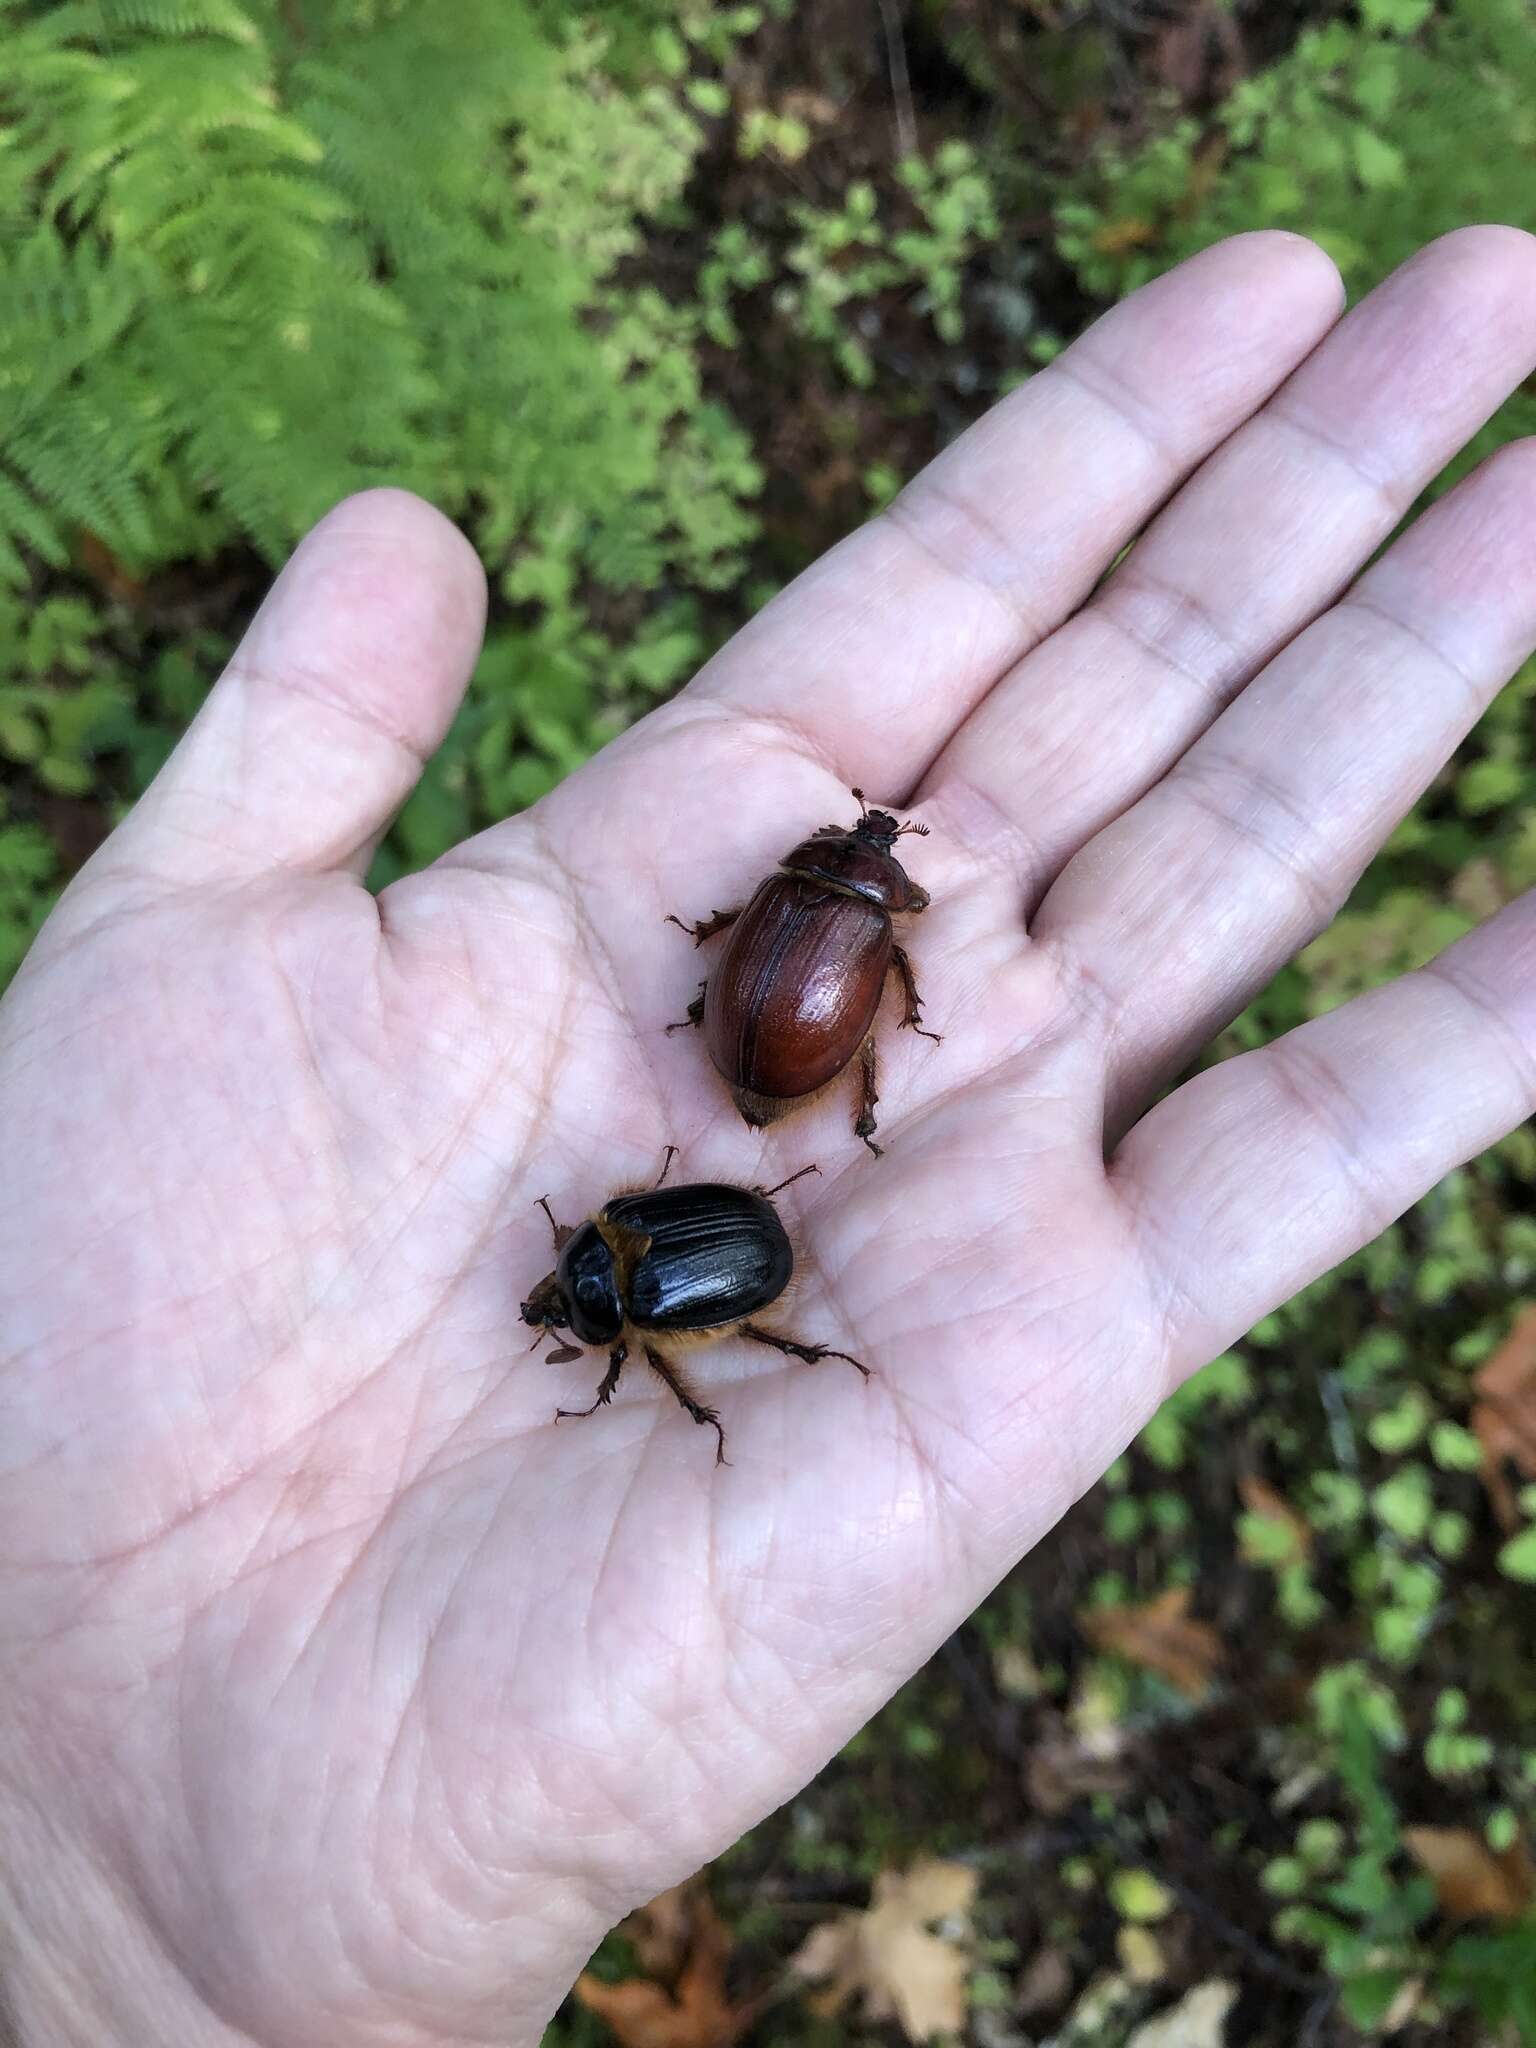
[1369,1388,1431,1454]
[1498,1526,1536,1583]
[1371,1466,1433,1543]
[1342,1969,1410,2028]
[1110,1870,1173,1923]
[1431,1421,1484,1472]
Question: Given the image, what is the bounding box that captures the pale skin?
[3,227,1536,2047]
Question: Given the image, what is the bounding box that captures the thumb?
[108,488,487,889]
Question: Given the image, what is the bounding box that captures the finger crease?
[881,481,1053,644]
[1047,350,1186,489]
[226,656,430,768]
[1262,1034,1399,1241]
[1173,752,1339,930]
[1264,405,1403,521]
[1420,957,1536,1108]
[1092,564,1254,720]
[1340,593,1486,722]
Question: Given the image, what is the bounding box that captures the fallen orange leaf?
[790,1858,977,2043]
[1471,1304,1536,1531]
[576,1886,757,2048]
[1403,1826,1536,1922]
[1092,217,1159,256]
[1080,1586,1222,1701]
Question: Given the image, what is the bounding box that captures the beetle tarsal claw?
[742,1322,870,1378]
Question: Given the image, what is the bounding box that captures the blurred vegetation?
[4,0,1536,2041]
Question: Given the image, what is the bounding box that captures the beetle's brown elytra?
[666,790,939,1155]
[520,1155,866,1464]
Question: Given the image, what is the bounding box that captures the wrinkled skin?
[4,230,1536,2047]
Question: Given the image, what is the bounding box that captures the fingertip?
[114,490,490,887]
[1081,230,1345,424]
[1163,227,1346,326]
[1416,221,1536,274]
[240,488,488,764]
[1385,223,1536,331]
[1475,432,1536,496]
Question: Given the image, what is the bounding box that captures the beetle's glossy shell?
[604,1183,792,1332]
[779,832,927,914]
[703,876,890,1103]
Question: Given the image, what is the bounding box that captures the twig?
[1299,1986,1338,2047]
[875,0,917,161]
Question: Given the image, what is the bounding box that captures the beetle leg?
[743,1322,870,1379]
[643,1345,728,1465]
[555,1342,627,1423]
[650,1145,679,1188]
[889,944,942,1043]
[536,1196,575,1253]
[665,982,707,1034]
[854,1037,883,1158]
[665,905,743,947]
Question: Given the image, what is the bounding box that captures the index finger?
[682,231,1343,795]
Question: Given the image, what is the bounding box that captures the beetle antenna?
[652,1144,679,1189]
[759,1163,821,1199]
[851,786,870,819]
[896,818,930,838]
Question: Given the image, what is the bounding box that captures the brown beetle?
[667,790,938,1155]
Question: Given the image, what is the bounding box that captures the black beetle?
[667,790,938,1156]
[519,1151,866,1463]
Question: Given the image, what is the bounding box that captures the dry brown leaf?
[790,1857,977,2043]
[1472,1305,1536,1530]
[1091,217,1158,257]
[1381,1975,1427,2033]
[993,1641,1043,1699]
[1116,1925,1165,1985]
[1404,1826,1536,1922]
[1238,1474,1313,1564]
[1125,1980,1239,2048]
[1025,1720,1130,1817]
[1013,1944,1072,2018]
[1451,858,1509,921]
[1080,1586,1222,1701]
[575,1887,755,2048]
[622,1883,695,1981]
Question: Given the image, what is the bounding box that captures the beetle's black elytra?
[519,1154,866,1462]
[666,789,939,1155]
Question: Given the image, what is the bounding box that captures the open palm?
[5,229,1536,2048]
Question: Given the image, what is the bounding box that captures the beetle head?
[851,787,929,850]
[520,1273,585,1364]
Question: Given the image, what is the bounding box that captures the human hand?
[3,228,1536,2048]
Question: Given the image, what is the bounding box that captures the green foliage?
[0,797,57,983]
[0,0,757,589]
[1269,1678,1436,2024]
[1059,0,1536,301]
[1,0,765,895]
[702,140,1001,384]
